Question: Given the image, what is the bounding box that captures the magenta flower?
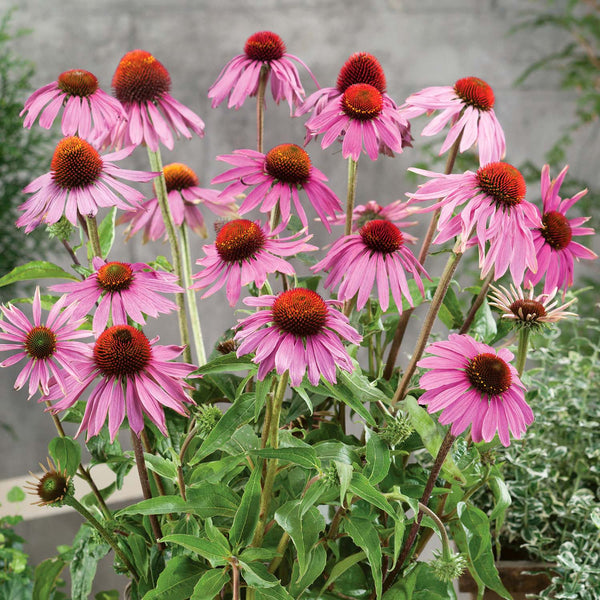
[17,137,155,233]
[46,325,196,440]
[118,162,238,242]
[417,334,533,447]
[208,31,317,112]
[104,49,205,151]
[312,220,428,312]
[50,258,182,335]
[212,144,342,231]
[0,288,92,397]
[20,69,126,138]
[524,165,597,294]
[400,76,505,165]
[304,82,409,161]
[235,288,362,387]
[408,162,540,284]
[191,219,317,306]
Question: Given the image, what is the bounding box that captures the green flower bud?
[380,414,413,447]
[430,549,468,583]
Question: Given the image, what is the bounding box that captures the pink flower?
[0,288,92,397]
[46,325,196,440]
[304,82,409,161]
[191,219,317,306]
[235,288,362,387]
[401,77,505,165]
[20,69,126,138]
[524,165,597,294]
[118,162,238,242]
[50,258,182,335]
[17,137,155,233]
[212,144,342,231]
[208,31,317,112]
[312,220,428,312]
[104,50,205,151]
[408,162,540,284]
[417,334,533,447]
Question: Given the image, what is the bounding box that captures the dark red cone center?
[215,219,266,262]
[466,352,512,395]
[244,31,286,62]
[112,49,171,104]
[94,325,152,378]
[272,288,328,337]
[342,83,383,121]
[97,262,134,292]
[454,77,495,111]
[541,210,572,250]
[509,299,547,321]
[51,137,103,189]
[476,162,526,208]
[336,52,386,93]
[57,69,99,97]
[25,326,57,359]
[265,144,311,184]
[360,219,404,254]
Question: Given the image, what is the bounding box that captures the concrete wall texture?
[0,0,597,595]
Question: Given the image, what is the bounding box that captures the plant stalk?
[85,215,102,258]
[345,157,359,237]
[516,327,531,377]
[459,270,494,334]
[256,67,268,153]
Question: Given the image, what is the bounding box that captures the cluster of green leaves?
[0,513,33,599]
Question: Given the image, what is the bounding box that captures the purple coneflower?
[524,165,596,294]
[212,144,342,231]
[417,334,533,447]
[312,220,427,312]
[400,76,505,165]
[46,325,196,440]
[191,219,317,306]
[408,162,540,284]
[20,69,126,138]
[0,288,92,397]
[50,258,182,335]
[17,137,155,233]
[208,31,317,112]
[235,288,362,387]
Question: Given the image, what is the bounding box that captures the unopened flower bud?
[380,415,413,447]
[430,549,468,583]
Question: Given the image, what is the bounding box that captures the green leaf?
[185,484,240,518]
[48,436,81,477]
[97,207,116,258]
[274,500,325,579]
[117,495,186,516]
[143,556,205,600]
[289,543,327,597]
[318,551,366,596]
[254,588,295,600]
[470,298,497,343]
[70,526,110,600]
[32,557,66,600]
[160,535,229,566]
[6,486,25,502]
[229,466,262,548]
[0,261,78,287]
[335,460,353,507]
[240,561,281,588]
[348,472,397,520]
[142,452,178,480]
[488,475,511,522]
[204,517,231,555]
[94,592,119,600]
[190,569,229,600]
[439,284,464,330]
[248,447,320,471]
[364,430,391,485]
[197,353,257,375]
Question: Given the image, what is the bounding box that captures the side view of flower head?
[417,334,533,447]
[234,288,362,387]
[208,31,318,112]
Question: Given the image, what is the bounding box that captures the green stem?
[516,327,531,377]
[257,67,268,153]
[179,224,207,365]
[345,157,359,237]
[459,270,494,334]
[146,147,191,364]
[85,215,102,258]
[65,495,140,582]
[268,531,290,574]
[417,502,451,558]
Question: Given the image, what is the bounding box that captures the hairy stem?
[345,157,359,237]
[459,270,494,334]
[516,327,531,377]
[256,67,268,153]
[85,215,102,259]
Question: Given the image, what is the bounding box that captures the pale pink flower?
[208,31,318,112]
[312,220,428,312]
[408,162,540,284]
[191,219,317,306]
[417,334,533,447]
[20,69,126,138]
[212,144,342,231]
[0,288,92,397]
[401,76,505,165]
[50,258,182,335]
[524,165,597,294]
[46,325,196,440]
[17,137,155,233]
[235,288,362,387]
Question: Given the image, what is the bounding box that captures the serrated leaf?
[143,555,205,600]
[248,447,320,471]
[97,207,116,258]
[229,466,262,548]
[160,535,229,566]
[0,261,78,287]
[48,436,81,477]
[289,543,327,597]
[364,430,391,485]
[335,460,353,507]
[70,526,110,600]
[32,557,66,600]
[142,452,178,480]
[488,475,511,522]
[318,551,366,596]
[470,298,497,343]
[190,569,229,600]
[348,472,396,520]
[197,353,257,375]
[439,284,464,330]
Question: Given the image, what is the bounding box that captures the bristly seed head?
[265,143,311,184]
[163,163,199,192]
[336,52,386,93]
[51,137,103,190]
[342,83,383,121]
[466,352,512,396]
[454,76,495,111]
[215,219,266,262]
[25,458,72,507]
[541,210,573,250]
[94,325,152,378]
[272,288,328,337]
[97,262,134,293]
[112,49,171,104]
[244,31,286,62]
[57,69,99,97]
[509,298,547,322]
[25,326,57,360]
[360,220,404,254]
[476,162,526,208]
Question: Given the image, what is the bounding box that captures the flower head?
[430,550,468,583]
[191,219,317,306]
[24,458,73,507]
[208,31,317,112]
[312,220,428,312]
[20,69,126,138]
[50,258,182,335]
[212,145,342,231]
[234,288,362,386]
[400,76,505,164]
[103,50,205,151]
[408,162,541,284]
[417,333,533,446]
[524,165,597,294]
[118,162,238,242]
[17,137,155,233]
[0,288,92,397]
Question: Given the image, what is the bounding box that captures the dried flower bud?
[216,338,237,355]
